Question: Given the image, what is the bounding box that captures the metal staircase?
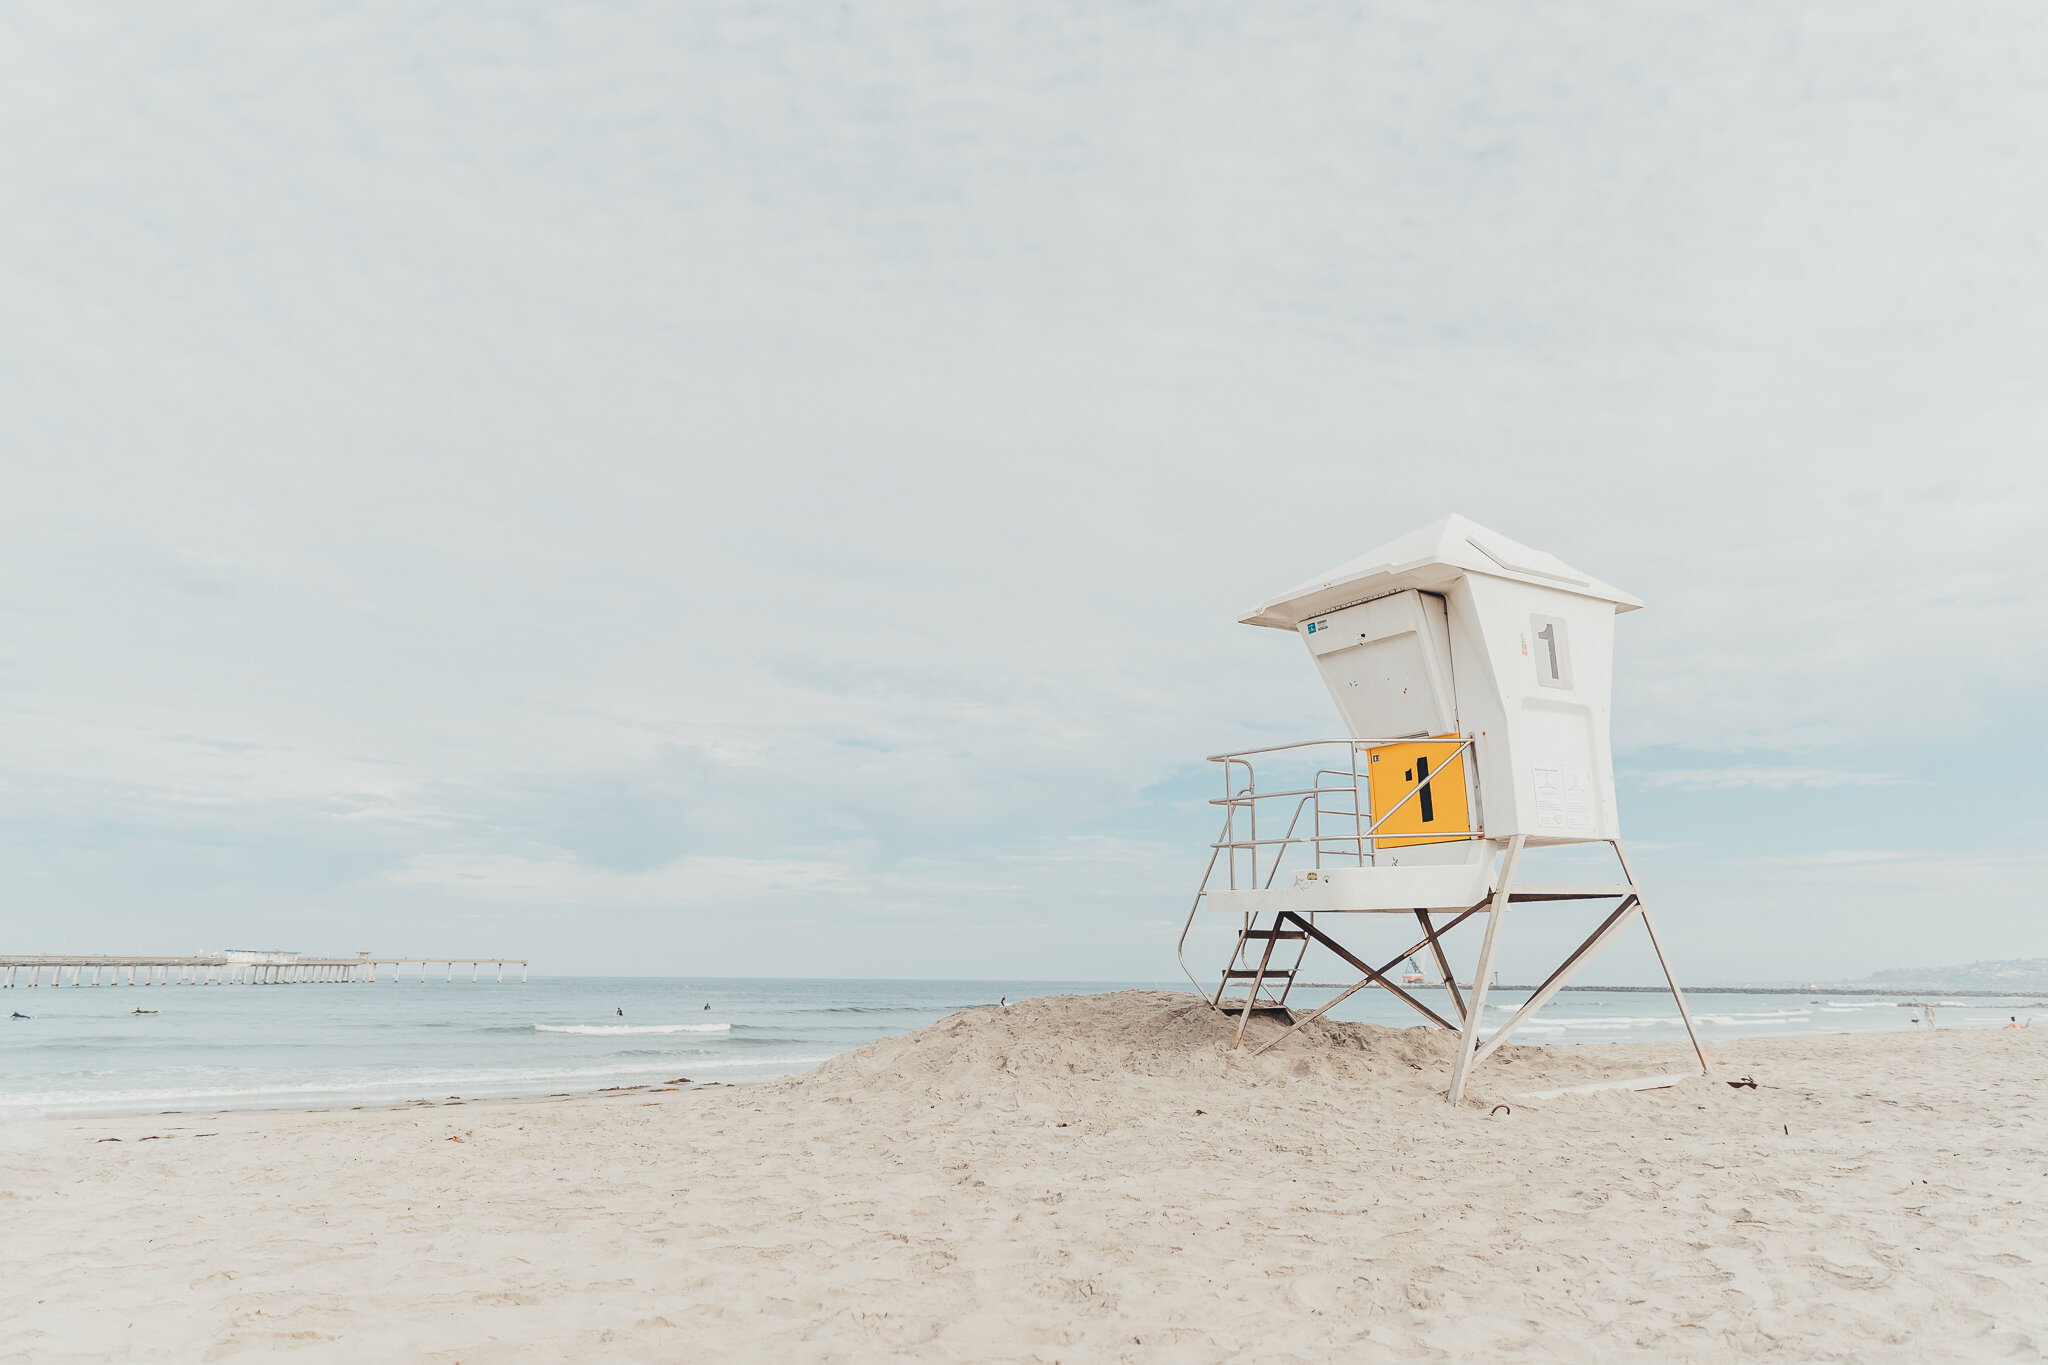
[1211,922,1307,1047]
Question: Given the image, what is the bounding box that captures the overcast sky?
[4,2,2044,983]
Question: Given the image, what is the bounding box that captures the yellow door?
[1366,737,1472,849]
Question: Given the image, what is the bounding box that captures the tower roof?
[1239,514,1642,629]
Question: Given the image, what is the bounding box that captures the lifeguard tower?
[1176,514,1710,1102]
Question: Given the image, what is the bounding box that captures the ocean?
[4,976,2041,1117]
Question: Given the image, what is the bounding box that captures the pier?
[1,954,527,986]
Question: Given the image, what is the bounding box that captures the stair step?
[1222,968,1296,978]
[1218,1004,1295,1019]
[1240,930,1307,940]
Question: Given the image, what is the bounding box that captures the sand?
[4,990,2044,1362]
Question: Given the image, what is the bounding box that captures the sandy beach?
[4,990,2043,1362]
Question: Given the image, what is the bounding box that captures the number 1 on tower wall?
[1529,614,1574,690]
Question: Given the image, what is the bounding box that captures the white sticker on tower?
[1563,766,1594,831]
[1532,766,1566,828]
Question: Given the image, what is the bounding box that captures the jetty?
[1,953,527,987]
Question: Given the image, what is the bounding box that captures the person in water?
[617,1007,623,1017]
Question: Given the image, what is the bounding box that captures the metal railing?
[1176,735,1484,992]
[1212,735,1482,888]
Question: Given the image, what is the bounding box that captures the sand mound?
[783,989,1689,1121]
[785,989,1485,1104]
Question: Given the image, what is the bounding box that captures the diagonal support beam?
[1280,913,1458,1031]
[1472,895,1639,1067]
[1245,904,1485,1056]
[1249,974,1376,1056]
[1467,841,1716,1079]
[1415,908,1466,1025]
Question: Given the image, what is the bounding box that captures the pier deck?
[2,956,528,986]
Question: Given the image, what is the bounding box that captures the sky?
[2,2,2045,984]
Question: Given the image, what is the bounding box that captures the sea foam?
[534,1022,732,1035]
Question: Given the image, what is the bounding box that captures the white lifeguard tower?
[1177,514,1710,1102]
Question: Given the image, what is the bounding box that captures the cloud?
[122,544,239,597]
[1628,767,1916,791]
[0,2,2042,972]
[1769,849,1910,866]
[1758,848,2048,896]
[387,852,854,908]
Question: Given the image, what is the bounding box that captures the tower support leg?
[1464,839,1712,1088]
[1613,841,1713,1077]
[1447,835,1525,1104]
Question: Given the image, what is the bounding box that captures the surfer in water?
[616,1007,624,1017]
[9,1011,30,1020]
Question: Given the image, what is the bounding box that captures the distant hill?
[1854,959,2048,991]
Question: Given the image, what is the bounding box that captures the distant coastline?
[1297,982,2048,998]
[1732,956,2048,993]
[1295,957,2048,996]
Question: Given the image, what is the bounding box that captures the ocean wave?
[0,1050,834,1116]
[534,1023,732,1035]
[784,1004,981,1016]
[1486,1005,1821,1025]
[1486,1007,1685,1026]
